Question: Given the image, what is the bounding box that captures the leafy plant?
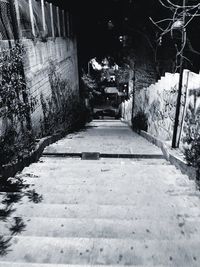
[184,128,200,181]
[0,236,12,256]
[40,62,87,136]
[132,111,148,132]
[0,43,36,166]
[183,102,200,180]
[81,73,98,97]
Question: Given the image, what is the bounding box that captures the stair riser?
[1,217,199,240]
[0,237,199,266]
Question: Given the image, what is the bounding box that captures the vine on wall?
[40,62,85,136]
[183,98,200,181]
[0,43,37,166]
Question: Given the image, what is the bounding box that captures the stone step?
[1,191,199,209]
[0,263,168,267]
[19,171,191,188]
[11,182,194,198]
[22,157,175,169]
[1,190,199,208]
[22,158,178,173]
[6,203,200,220]
[17,160,191,187]
[0,217,199,240]
[0,236,199,266]
[17,178,193,196]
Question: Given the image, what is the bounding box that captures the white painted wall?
[123,70,200,147]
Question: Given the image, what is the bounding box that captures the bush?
[132,111,148,132]
[184,135,200,181]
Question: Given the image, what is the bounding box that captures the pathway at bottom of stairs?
[0,120,200,266]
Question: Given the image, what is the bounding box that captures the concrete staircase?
[0,121,200,266]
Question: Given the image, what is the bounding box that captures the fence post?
[41,0,46,32]
[67,12,70,37]
[177,70,190,147]
[50,3,55,38]
[29,0,35,37]
[13,0,22,39]
[56,6,61,37]
[62,10,66,37]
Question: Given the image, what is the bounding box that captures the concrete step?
[22,157,173,169]
[18,160,191,188]
[1,191,199,210]
[0,217,200,240]
[19,171,191,187]
[1,190,199,208]
[22,158,178,173]
[2,202,200,221]
[0,236,199,265]
[0,263,168,267]
[18,180,195,197]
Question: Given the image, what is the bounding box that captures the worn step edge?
[140,130,196,180]
[0,217,199,239]
[0,194,199,207]
[0,236,199,265]
[0,135,60,180]
[2,203,200,220]
[0,263,170,267]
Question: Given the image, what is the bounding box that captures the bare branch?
[149,17,166,31]
[166,0,200,9]
[158,0,175,10]
[187,38,200,55]
[155,18,174,23]
[182,55,193,66]
[186,13,200,16]
[184,9,199,27]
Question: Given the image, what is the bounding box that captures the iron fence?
[0,0,73,166]
[0,0,14,40]
[0,0,72,40]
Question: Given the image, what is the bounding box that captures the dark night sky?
[69,0,164,65]
[48,0,200,72]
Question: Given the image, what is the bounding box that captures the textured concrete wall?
[121,45,157,125]
[130,70,200,148]
[23,37,79,136]
[0,36,79,140]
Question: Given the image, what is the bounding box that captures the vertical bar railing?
[62,10,66,37]
[57,6,61,37]
[11,0,21,39]
[67,12,70,37]
[29,0,36,37]
[41,0,46,32]
[50,3,55,38]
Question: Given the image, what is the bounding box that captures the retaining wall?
[123,70,200,148]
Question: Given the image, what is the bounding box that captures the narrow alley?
[0,120,200,266]
[0,0,200,266]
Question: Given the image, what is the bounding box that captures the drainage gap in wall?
[42,152,164,160]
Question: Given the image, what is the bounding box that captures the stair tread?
[1,216,200,239]
[2,203,200,221]
[0,263,184,267]
[0,236,199,265]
